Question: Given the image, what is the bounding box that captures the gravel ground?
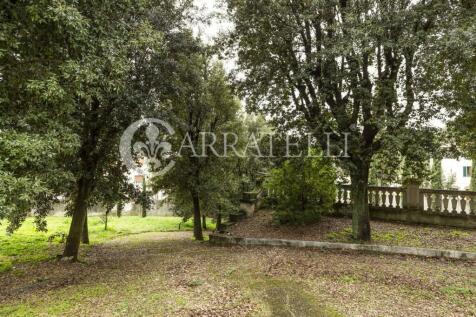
[228,209,476,252]
[0,231,475,316]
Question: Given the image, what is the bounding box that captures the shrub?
[264,153,336,225]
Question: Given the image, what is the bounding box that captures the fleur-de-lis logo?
[120,118,175,176]
[132,124,172,170]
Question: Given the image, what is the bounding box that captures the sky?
[192,0,237,73]
[193,0,231,43]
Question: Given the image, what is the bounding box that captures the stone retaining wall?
[209,234,476,260]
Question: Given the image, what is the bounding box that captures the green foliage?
[471,168,476,192]
[430,159,443,189]
[225,0,465,239]
[0,1,80,232]
[153,56,242,236]
[1,0,195,258]
[368,127,444,187]
[264,153,336,225]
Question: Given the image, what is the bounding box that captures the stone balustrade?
[419,189,476,215]
[335,184,476,229]
[337,185,406,209]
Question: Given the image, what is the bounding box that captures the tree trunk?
[116,203,122,217]
[105,208,111,231]
[81,213,89,244]
[192,192,203,240]
[64,96,100,259]
[216,212,222,232]
[202,214,207,230]
[350,161,371,241]
[63,176,92,259]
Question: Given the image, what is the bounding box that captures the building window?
[463,166,472,178]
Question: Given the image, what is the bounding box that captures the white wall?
[441,158,473,190]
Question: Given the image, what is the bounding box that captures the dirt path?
[0,231,475,316]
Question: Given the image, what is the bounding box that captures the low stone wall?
[209,234,476,260]
[334,203,476,229]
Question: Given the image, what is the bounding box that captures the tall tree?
[1,0,194,258]
[154,55,241,240]
[0,0,81,232]
[226,0,457,240]
[61,0,194,259]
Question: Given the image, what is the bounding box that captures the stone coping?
[209,234,476,260]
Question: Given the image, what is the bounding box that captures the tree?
[59,0,182,259]
[0,0,81,233]
[90,160,136,231]
[264,151,336,225]
[137,178,153,218]
[430,158,443,190]
[422,2,475,189]
[153,54,241,240]
[226,0,456,240]
[1,0,194,259]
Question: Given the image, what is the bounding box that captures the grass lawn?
[0,216,214,272]
[0,231,474,316]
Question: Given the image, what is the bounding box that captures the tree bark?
[350,160,371,241]
[202,214,207,230]
[104,208,111,230]
[192,192,203,240]
[63,176,92,259]
[116,203,122,217]
[81,213,89,244]
[216,212,222,232]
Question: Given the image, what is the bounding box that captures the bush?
[264,153,336,225]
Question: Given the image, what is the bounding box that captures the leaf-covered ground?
[228,210,476,252]
[0,231,474,316]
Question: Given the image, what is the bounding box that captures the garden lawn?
[0,216,212,272]
[0,231,474,316]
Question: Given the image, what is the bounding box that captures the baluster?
[434,193,441,213]
[396,191,401,209]
[388,190,394,208]
[451,195,458,214]
[451,195,459,214]
[383,190,388,207]
[337,188,342,203]
[460,195,467,215]
[442,194,449,213]
[427,193,433,212]
[469,196,476,215]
